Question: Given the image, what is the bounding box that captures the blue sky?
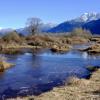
[0,0,100,29]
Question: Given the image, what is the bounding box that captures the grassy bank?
[0,56,14,72]
[0,29,93,54]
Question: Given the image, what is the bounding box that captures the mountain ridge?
[0,12,100,35]
[48,12,100,33]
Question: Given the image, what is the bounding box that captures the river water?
[0,45,100,99]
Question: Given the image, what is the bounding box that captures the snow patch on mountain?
[74,12,100,22]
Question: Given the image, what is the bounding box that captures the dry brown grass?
[0,33,91,54]
[0,56,14,72]
[79,43,100,54]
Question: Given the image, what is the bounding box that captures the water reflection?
[82,52,88,59]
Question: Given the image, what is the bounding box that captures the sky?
[0,0,100,29]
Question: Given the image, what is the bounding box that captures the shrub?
[69,28,92,38]
[2,31,22,43]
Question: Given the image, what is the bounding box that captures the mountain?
[0,28,14,36]
[48,12,100,33]
[0,23,56,36]
[73,12,100,22]
[16,28,29,36]
[83,19,100,34]
[16,23,56,35]
[0,12,100,35]
[47,21,84,33]
[40,23,56,32]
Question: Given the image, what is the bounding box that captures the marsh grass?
[0,56,7,72]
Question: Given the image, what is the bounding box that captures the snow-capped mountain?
[48,12,100,33]
[0,28,14,36]
[73,12,100,22]
[0,12,100,35]
[83,19,100,34]
[40,23,57,32]
[0,23,56,36]
[16,23,56,35]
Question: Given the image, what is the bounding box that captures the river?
[0,44,100,99]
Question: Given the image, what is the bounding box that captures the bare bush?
[2,31,22,43]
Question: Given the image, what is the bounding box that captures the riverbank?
[0,33,91,54]
[8,67,100,100]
